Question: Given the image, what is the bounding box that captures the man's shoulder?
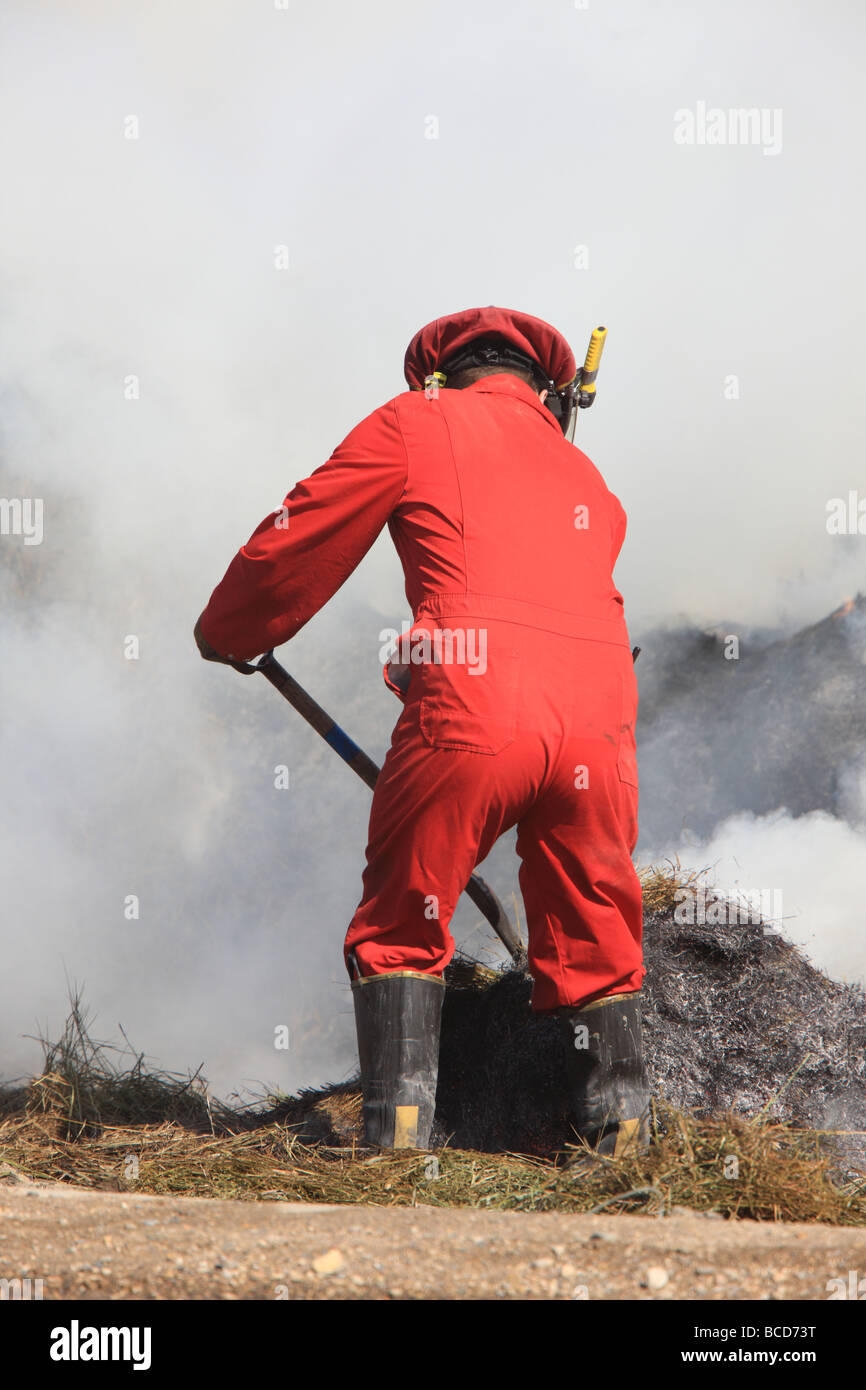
[346,390,422,432]
[363,389,450,438]
[388,388,431,414]
[333,393,412,448]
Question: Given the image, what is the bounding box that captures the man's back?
[390,374,628,646]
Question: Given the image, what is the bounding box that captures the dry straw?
[1,864,864,1223]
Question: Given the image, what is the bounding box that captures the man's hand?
[194,614,236,665]
[194,615,261,674]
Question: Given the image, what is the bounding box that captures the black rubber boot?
[560,991,651,1158]
[351,970,445,1149]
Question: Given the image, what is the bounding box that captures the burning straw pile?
[1,864,865,1222]
[446,863,866,1160]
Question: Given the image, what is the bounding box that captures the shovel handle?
[255,654,381,790]
[251,652,523,962]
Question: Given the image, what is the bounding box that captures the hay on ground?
[1,862,864,1220]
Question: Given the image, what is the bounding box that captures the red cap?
[403,306,577,392]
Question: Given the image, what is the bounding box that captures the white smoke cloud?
[648,808,866,987]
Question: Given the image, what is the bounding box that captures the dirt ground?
[1,1174,864,1301]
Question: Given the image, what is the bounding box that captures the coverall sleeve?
[198,401,408,661]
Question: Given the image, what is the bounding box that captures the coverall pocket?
[418,624,518,755]
[616,669,639,788]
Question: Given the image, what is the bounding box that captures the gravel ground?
[1,1177,864,1301]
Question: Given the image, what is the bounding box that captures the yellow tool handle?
[579,325,607,402]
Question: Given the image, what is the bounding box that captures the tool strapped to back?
[429,326,608,440]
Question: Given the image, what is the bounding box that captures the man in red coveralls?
[195,307,650,1156]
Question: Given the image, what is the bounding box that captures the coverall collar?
[462,373,563,435]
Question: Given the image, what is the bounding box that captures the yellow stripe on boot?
[613,1118,642,1157]
[393,1105,420,1148]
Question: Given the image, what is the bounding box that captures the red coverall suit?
[199,373,644,1012]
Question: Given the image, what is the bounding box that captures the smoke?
[646,807,866,987]
[2,0,864,1097]
[637,604,866,989]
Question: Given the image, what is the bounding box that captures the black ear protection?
[432,337,580,438]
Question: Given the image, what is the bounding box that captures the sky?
[1,0,864,1098]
